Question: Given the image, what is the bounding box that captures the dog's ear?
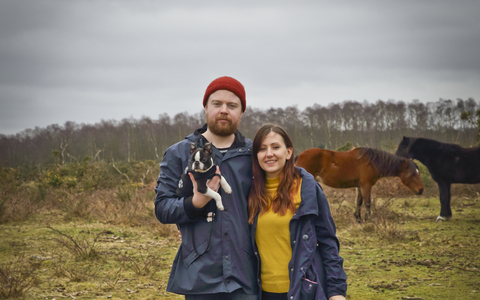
[204,142,213,155]
[190,142,197,154]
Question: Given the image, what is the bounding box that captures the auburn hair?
[248,124,300,224]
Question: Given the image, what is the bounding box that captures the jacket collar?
[293,167,321,218]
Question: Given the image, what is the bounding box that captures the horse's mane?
[356,147,411,177]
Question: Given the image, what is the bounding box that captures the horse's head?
[395,136,413,159]
[398,159,424,195]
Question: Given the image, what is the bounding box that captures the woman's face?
[257,131,293,178]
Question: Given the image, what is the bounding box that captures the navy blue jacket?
[251,168,347,299]
[154,125,257,295]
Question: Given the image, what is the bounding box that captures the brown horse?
[295,147,424,222]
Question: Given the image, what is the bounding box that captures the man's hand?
[190,166,221,209]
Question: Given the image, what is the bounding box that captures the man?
[154,76,257,300]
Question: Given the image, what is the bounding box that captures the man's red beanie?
[203,76,246,112]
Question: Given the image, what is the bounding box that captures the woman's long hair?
[248,124,300,224]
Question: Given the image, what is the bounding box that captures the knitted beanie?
[203,76,246,112]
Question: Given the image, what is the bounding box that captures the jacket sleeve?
[154,144,203,224]
[314,183,348,297]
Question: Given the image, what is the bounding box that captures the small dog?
[179,142,231,211]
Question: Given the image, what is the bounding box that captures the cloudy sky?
[1,0,479,136]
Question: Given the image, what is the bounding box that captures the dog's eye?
[201,158,208,162]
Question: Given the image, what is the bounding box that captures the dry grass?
[0,180,159,227]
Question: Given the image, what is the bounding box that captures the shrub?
[47,225,104,260]
[0,253,39,298]
[114,250,167,277]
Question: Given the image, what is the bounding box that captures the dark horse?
[396,136,480,222]
[295,147,424,222]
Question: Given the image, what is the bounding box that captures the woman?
[249,124,347,300]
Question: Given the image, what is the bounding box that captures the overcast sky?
[1,0,479,136]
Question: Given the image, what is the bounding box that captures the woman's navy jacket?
[251,168,348,299]
[154,125,257,295]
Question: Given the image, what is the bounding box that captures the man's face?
[205,90,243,137]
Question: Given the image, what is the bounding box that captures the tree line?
[1,98,478,168]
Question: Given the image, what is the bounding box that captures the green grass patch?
[0,215,181,299]
[331,192,480,300]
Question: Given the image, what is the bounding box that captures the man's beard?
[207,116,238,137]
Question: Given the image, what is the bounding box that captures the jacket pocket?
[300,265,319,300]
[182,238,209,268]
[180,221,211,268]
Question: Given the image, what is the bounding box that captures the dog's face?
[190,142,214,173]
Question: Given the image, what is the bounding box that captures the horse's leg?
[436,180,452,222]
[362,185,373,221]
[354,187,363,223]
[445,183,452,218]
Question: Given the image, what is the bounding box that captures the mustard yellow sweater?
[255,177,302,293]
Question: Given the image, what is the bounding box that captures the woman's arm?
[314,183,348,298]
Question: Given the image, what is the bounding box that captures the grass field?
[334,194,480,300]
[1,177,479,299]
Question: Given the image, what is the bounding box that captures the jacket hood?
[295,167,322,217]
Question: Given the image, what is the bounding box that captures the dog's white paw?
[223,185,232,194]
[220,177,232,194]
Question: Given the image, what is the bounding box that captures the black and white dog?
[178,142,231,211]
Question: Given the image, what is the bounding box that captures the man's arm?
[154,145,196,224]
[154,145,221,224]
